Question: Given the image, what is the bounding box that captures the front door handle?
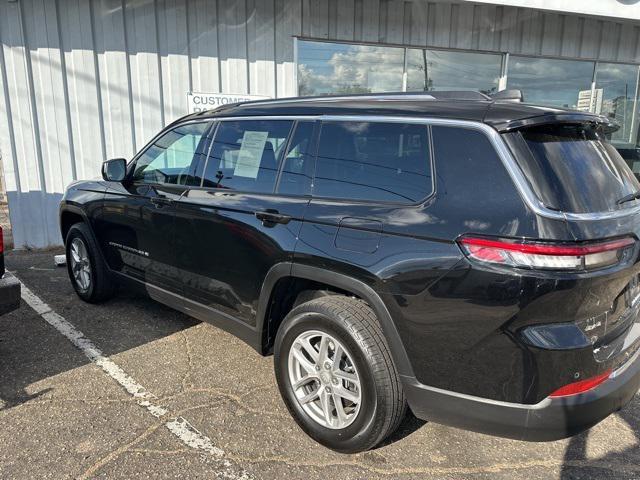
[255,209,292,226]
[150,196,173,208]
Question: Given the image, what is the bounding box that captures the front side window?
[203,120,293,193]
[133,122,210,185]
[314,122,432,203]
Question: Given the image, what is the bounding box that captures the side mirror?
[102,158,127,182]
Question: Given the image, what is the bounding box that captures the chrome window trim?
[207,114,640,221]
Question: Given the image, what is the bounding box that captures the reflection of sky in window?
[297,41,404,95]
[297,41,640,146]
[596,63,640,144]
[596,63,639,99]
[507,57,594,108]
[406,49,501,93]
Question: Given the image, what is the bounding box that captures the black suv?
[60,92,640,452]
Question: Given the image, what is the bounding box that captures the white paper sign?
[234,131,269,179]
[187,92,270,114]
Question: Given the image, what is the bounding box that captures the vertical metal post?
[629,65,640,145]
[402,47,408,92]
[498,53,509,91]
[293,37,299,97]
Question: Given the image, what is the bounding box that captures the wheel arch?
[256,263,415,379]
[59,204,109,266]
[60,205,87,245]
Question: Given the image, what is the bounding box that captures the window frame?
[128,119,216,188]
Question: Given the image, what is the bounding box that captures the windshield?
[504,123,640,214]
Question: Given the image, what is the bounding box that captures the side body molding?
[255,262,416,379]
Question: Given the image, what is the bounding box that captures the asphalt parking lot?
[1,249,639,479]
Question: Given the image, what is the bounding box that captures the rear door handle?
[150,196,173,208]
[255,210,292,226]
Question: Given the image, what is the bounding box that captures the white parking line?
[16,276,251,479]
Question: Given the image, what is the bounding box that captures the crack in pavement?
[15,275,253,480]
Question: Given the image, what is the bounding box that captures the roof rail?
[242,90,493,108]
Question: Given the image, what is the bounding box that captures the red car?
[0,226,20,315]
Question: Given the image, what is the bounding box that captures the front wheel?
[65,223,115,303]
[274,296,406,453]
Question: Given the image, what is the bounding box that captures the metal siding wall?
[1,0,639,248]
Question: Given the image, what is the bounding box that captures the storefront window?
[296,39,640,165]
[406,49,501,94]
[507,56,595,109]
[297,41,404,95]
[594,63,640,147]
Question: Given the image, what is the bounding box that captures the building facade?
[1,0,640,248]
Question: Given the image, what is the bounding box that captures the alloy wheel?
[288,330,362,429]
[70,238,91,292]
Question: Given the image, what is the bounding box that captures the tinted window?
[203,120,293,193]
[277,121,315,196]
[314,122,432,203]
[505,124,640,213]
[431,126,516,207]
[133,122,210,185]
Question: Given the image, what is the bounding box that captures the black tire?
[65,223,115,303]
[274,295,407,453]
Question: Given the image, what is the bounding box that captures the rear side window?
[314,121,432,203]
[505,124,640,213]
[277,121,315,196]
[203,120,293,193]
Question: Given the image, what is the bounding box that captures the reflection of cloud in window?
[507,57,594,108]
[406,49,500,93]
[298,44,404,95]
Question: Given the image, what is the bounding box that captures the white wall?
[1,0,640,248]
[469,1,640,22]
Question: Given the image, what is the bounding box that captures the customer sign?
[187,92,270,114]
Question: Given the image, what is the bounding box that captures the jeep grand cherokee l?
[59,92,640,452]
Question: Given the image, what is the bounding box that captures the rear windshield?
[504,123,640,214]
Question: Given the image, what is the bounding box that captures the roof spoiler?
[490,89,523,102]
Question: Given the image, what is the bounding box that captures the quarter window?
[314,121,432,203]
[203,120,293,193]
[133,122,210,185]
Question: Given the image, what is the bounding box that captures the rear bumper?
[403,346,640,441]
[0,272,21,316]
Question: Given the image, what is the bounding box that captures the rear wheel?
[65,223,115,303]
[274,295,406,452]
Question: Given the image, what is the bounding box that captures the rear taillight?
[548,369,612,398]
[458,236,635,271]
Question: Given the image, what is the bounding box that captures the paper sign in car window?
[234,131,268,178]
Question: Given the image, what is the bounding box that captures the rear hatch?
[501,119,640,365]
